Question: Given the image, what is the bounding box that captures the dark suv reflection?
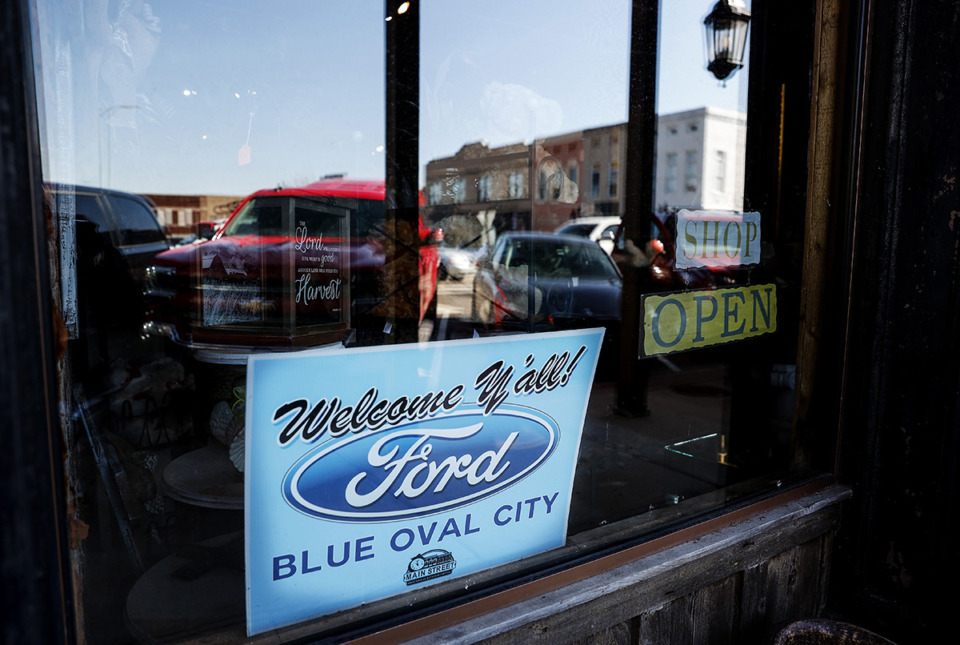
[45,184,171,382]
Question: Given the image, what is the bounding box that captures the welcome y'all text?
[272,346,589,446]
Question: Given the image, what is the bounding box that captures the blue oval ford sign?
[282,404,558,521]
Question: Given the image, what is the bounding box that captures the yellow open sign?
[642,284,777,356]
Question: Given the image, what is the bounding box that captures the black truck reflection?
[46,184,171,383]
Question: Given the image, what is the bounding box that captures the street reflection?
[27,0,778,640]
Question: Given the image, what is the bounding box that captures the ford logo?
[282,404,558,521]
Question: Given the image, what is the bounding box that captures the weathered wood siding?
[411,486,848,645]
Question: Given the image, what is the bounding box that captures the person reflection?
[70,0,161,185]
[96,0,161,122]
[74,216,143,386]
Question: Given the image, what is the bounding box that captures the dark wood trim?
[830,0,960,639]
[346,479,838,644]
[384,0,422,343]
[792,0,842,466]
[0,0,74,642]
[615,0,659,417]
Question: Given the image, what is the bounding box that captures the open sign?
[641,284,777,357]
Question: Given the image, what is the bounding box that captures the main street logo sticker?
[245,329,603,635]
[404,550,457,586]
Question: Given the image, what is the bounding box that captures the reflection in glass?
[27,0,802,640]
[31,1,388,641]
[420,0,787,543]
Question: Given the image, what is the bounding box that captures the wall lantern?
[703,0,751,81]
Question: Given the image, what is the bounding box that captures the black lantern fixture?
[703,0,751,81]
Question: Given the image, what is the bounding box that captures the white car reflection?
[438,243,485,281]
[554,216,621,254]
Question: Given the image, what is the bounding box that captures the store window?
[508,171,525,199]
[715,149,727,192]
[685,149,700,191]
[428,182,442,204]
[25,0,822,641]
[452,177,466,203]
[665,152,678,193]
[477,174,492,202]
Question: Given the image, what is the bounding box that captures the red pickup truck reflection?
[145,179,440,349]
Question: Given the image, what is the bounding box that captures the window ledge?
[393,482,851,644]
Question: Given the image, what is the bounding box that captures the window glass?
[557,222,598,238]
[107,193,168,246]
[685,150,699,191]
[508,171,525,199]
[715,149,727,191]
[478,174,492,202]
[31,0,384,640]
[74,192,111,238]
[665,153,678,193]
[419,0,797,547]
[29,0,811,641]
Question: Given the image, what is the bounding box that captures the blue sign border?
[245,329,604,635]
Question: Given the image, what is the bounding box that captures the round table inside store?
[162,444,244,510]
[166,341,345,510]
[165,347,255,511]
[125,531,245,642]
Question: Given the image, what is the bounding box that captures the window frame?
[1,0,74,640]
[1,0,850,641]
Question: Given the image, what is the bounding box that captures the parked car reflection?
[471,232,622,332]
[554,216,621,255]
[45,184,171,385]
[437,241,485,281]
[624,212,746,291]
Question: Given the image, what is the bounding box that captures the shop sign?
[676,209,761,269]
[245,329,604,635]
[641,284,776,357]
